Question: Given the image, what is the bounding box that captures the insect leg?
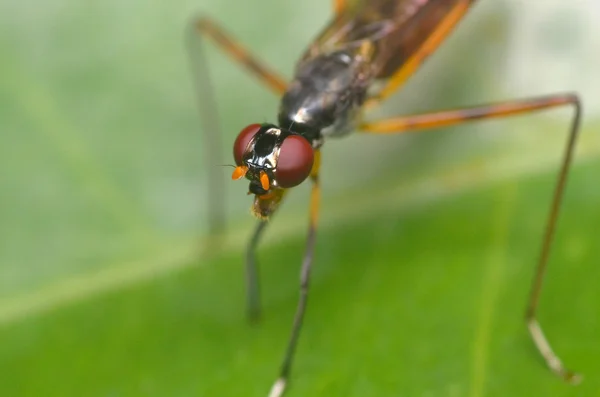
[246,219,268,321]
[187,16,289,318]
[361,93,582,383]
[269,151,321,397]
[333,0,347,14]
[186,16,288,235]
[190,16,288,95]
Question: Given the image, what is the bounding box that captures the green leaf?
[1,160,600,397]
[1,0,599,396]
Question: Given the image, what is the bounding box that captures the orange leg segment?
[333,0,347,14]
[361,93,583,384]
[191,16,287,95]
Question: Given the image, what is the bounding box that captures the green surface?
[1,0,600,396]
[1,160,599,397]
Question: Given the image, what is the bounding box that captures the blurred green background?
[1,0,599,396]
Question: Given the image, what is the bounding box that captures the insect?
[187,0,582,395]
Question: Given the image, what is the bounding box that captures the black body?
[278,49,372,147]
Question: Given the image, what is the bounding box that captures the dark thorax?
[278,47,374,143]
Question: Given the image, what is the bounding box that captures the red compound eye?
[275,135,314,188]
[233,124,262,165]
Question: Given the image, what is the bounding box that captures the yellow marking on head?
[232,165,248,180]
[260,171,270,191]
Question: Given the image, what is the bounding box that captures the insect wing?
[303,0,475,80]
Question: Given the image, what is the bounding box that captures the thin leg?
[361,93,582,383]
[269,151,321,397]
[191,16,288,95]
[246,219,269,321]
[333,0,347,14]
[186,16,288,234]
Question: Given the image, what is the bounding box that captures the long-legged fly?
[187,1,583,395]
